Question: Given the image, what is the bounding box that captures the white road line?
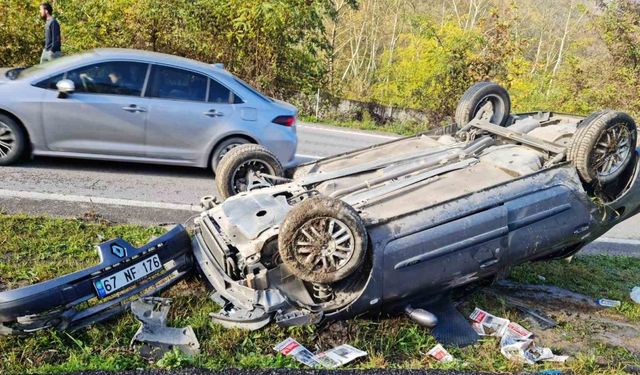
[0,189,201,212]
[295,153,323,159]
[297,124,399,140]
[593,237,640,245]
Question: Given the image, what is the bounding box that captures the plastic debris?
[597,298,621,307]
[469,307,568,365]
[274,337,367,368]
[130,297,200,359]
[631,287,640,304]
[427,343,454,363]
[537,369,563,374]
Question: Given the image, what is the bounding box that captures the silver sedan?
[0,48,298,171]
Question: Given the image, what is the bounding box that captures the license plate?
[93,255,162,298]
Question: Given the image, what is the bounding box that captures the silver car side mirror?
[56,79,75,98]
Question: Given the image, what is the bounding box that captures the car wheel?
[568,110,637,184]
[0,114,27,166]
[455,82,511,127]
[215,144,284,200]
[210,137,250,172]
[278,196,367,284]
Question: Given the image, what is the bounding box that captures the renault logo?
[111,244,127,258]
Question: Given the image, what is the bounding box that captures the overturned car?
[195,82,640,335]
[1,83,638,343]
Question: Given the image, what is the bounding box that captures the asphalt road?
[0,121,639,256]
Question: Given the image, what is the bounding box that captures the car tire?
[568,110,637,184]
[0,114,27,166]
[210,137,250,172]
[278,196,367,284]
[455,82,511,127]
[215,144,284,200]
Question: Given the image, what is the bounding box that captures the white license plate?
[93,254,162,298]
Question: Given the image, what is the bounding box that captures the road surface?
[0,121,638,255]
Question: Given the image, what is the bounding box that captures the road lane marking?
[297,124,399,140]
[0,189,201,212]
[295,153,323,159]
[593,237,640,245]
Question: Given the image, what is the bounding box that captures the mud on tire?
[215,144,284,200]
[455,82,511,127]
[568,110,637,184]
[278,196,368,284]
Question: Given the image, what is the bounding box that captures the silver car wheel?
[0,121,16,160]
[293,217,355,273]
[229,159,275,194]
[592,123,632,178]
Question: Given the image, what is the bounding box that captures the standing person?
[39,2,62,63]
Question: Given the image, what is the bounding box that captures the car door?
[41,60,150,156]
[143,65,241,163]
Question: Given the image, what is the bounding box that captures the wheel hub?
[592,123,631,178]
[230,159,274,194]
[0,121,15,159]
[293,217,355,273]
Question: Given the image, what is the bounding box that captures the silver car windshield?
[16,54,82,80]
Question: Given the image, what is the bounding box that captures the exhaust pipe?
[405,305,438,328]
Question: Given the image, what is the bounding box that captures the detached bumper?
[0,225,193,335]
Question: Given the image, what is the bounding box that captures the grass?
[0,214,639,374]
[299,115,430,136]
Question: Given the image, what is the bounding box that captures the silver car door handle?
[203,109,224,117]
[122,105,146,113]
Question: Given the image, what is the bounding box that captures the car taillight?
[272,115,296,127]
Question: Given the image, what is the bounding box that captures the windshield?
[13,54,83,80]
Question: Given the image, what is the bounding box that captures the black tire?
[568,110,637,184]
[455,82,511,127]
[0,114,27,166]
[215,144,284,200]
[278,197,367,284]
[210,137,250,172]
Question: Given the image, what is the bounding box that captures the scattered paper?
[427,343,454,363]
[471,307,568,365]
[631,287,640,304]
[469,307,509,336]
[274,338,320,367]
[314,344,368,368]
[274,338,367,368]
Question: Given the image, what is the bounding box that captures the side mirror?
[56,79,75,98]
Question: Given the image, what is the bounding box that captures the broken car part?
[130,297,200,358]
[0,225,193,335]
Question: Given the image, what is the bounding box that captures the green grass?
[0,214,638,374]
[299,115,430,136]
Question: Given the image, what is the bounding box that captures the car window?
[146,65,207,102]
[65,61,147,96]
[34,73,65,90]
[208,78,243,104]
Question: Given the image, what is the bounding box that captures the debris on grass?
[130,297,200,360]
[470,307,568,365]
[631,287,640,304]
[596,298,622,308]
[274,337,367,368]
[427,343,454,363]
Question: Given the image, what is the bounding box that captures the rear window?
[209,79,243,104]
[232,77,273,103]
